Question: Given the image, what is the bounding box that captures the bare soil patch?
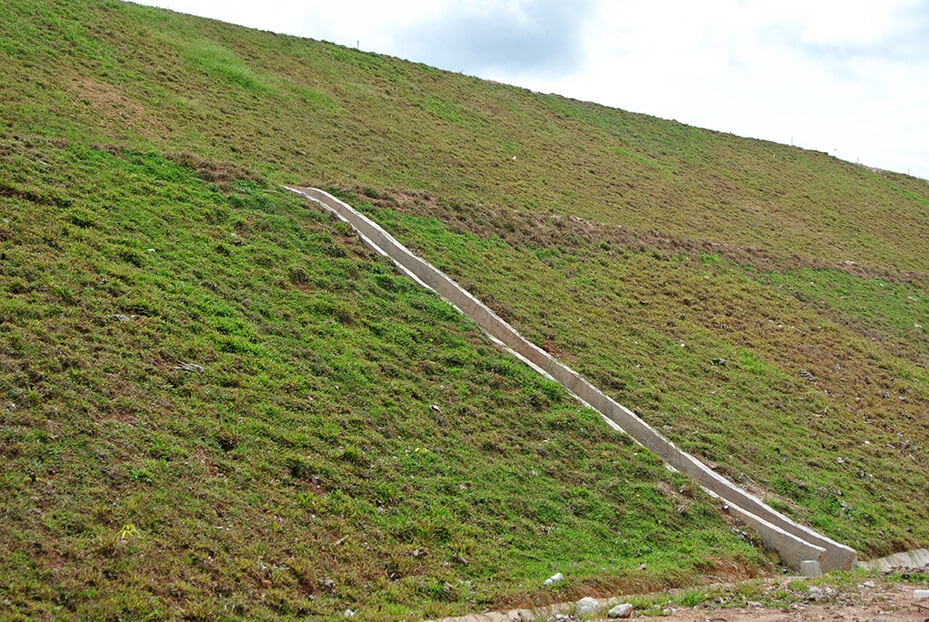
[628,581,928,622]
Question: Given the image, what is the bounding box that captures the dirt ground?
[592,579,929,622]
[434,574,929,622]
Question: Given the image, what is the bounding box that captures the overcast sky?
[137,0,929,179]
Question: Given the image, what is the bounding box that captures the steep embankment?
[328,186,929,560]
[2,0,929,618]
[0,138,765,620]
[2,0,928,271]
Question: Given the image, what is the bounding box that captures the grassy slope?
[1,0,929,616]
[0,138,763,620]
[337,190,929,557]
[2,0,928,271]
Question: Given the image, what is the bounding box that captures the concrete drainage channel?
[858,548,929,572]
[286,186,858,576]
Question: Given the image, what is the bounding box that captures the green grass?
[336,189,929,556]
[185,40,274,96]
[2,0,929,618]
[0,137,765,620]
[2,0,928,269]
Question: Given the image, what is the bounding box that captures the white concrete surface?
[800,560,823,577]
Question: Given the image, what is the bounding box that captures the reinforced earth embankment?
[286,186,857,573]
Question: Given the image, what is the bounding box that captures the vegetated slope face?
[0,137,765,620]
[0,0,927,601]
[335,188,929,559]
[2,0,929,272]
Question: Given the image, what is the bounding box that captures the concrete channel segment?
[285,186,858,573]
[858,548,929,572]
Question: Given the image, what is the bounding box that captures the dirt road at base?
[591,581,928,622]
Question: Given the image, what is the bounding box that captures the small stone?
[575,596,600,617]
[607,603,634,618]
[800,371,815,381]
[543,572,563,586]
[807,585,830,601]
[914,589,929,599]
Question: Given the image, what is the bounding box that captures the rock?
[576,596,600,617]
[800,371,815,381]
[543,572,563,586]
[747,601,763,607]
[807,585,834,601]
[607,603,634,618]
[914,589,929,599]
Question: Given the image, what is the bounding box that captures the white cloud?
[136,0,929,178]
